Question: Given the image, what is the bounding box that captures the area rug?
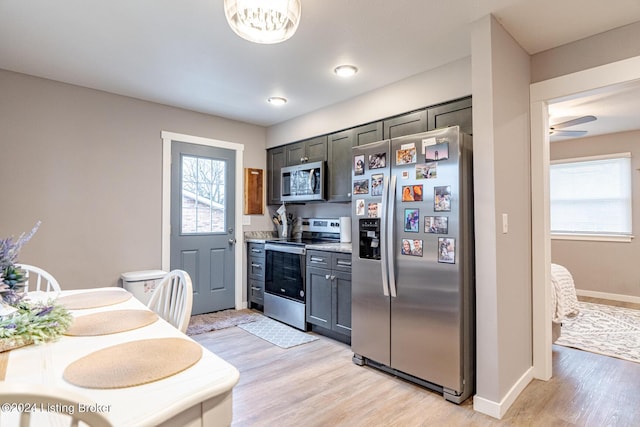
[186,309,263,336]
[238,317,318,349]
[555,302,640,363]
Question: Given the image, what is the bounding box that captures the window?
[181,155,226,234]
[550,153,632,240]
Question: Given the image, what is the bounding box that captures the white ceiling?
[1,0,640,128]
[549,79,640,141]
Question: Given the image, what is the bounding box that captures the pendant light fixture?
[224,0,302,44]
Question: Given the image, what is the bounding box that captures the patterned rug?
[186,309,263,336]
[238,317,318,349]
[555,302,640,364]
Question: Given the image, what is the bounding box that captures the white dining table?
[1,288,240,427]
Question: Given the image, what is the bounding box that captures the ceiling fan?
[549,115,597,137]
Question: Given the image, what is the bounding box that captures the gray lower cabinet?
[247,242,265,308]
[306,250,352,337]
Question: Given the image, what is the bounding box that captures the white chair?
[0,382,112,427]
[16,264,62,293]
[147,269,193,333]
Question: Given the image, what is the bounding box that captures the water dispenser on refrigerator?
[359,218,380,260]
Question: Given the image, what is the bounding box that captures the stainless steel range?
[263,218,341,330]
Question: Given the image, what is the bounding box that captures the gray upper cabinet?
[286,135,327,166]
[383,109,428,139]
[266,146,285,205]
[266,98,470,206]
[354,121,383,146]
[267,135,327,205]
[327,129,353,203]
[327,123,382,202]
[427,96,472,135]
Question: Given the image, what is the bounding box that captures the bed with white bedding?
[550,263,580,342]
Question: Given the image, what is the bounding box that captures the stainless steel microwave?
[281,160,325,202]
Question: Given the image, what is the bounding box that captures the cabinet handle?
[251,286,262,291]
[251,263,262,268]
[251,249,262,253]
[331,275,336,280]
[310,256,326,263]
[325,274,331,280]
[337,260,352,266]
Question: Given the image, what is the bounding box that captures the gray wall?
[551,130,640,298]
[531,21,640,83]
[532,20,640,299]
[471,15,532,410]
[266,57,472,147]
[0,69,270,291]
[265,57,473,225]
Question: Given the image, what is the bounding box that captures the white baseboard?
[473,367,533,419]
[576,289,640,305]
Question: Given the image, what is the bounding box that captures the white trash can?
[120,270,167,305]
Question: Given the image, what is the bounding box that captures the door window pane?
[181,155,226,233]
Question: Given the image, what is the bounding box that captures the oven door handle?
[265,243,306,255]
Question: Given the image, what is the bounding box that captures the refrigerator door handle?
[380,175,390,297]
[387,174,397,297]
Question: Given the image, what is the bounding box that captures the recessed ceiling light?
[267,96,287,106]
[334,65,358,78]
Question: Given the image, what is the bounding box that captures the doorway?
[161,131,244,313]
[530,55,640,380]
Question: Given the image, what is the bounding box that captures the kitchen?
[2,1,640,424]
[243,100,474,402]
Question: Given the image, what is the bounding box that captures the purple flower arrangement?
[0,221,41,299]
[0,222,72,351]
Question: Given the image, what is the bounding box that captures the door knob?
[228,238,236,245]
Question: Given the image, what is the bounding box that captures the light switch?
[242,215,251,226]
[502,213,508,234]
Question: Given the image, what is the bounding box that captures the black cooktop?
[266,232,340,246]
[265,237,339,246]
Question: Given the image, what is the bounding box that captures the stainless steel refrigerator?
[351,126,474,403]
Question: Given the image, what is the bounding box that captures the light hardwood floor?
[193,300,640,427]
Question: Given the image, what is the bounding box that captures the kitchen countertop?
[244,230,277,243]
